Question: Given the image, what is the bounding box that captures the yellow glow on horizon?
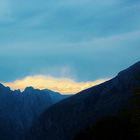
[3,75,108,94]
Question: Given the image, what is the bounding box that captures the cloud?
[3,75,108,94]
[0,0,140,83]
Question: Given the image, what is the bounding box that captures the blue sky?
[0,0,140,83]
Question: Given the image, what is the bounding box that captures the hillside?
[0,84,68,140]
[28,61,140,140]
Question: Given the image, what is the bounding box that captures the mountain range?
[27,61,140,140]
[0,85,70,140]
[0,61,140,140]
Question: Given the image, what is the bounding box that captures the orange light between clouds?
[3,75,108,94]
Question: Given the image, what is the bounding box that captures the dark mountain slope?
[28,61,140,140]
[0,86,52,139]
[0,85,68,140]
[75,87,140,140]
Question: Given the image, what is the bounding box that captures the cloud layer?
[3,75,107,94]
[0,0,140,83]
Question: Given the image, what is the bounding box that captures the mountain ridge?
[28,61,140,140]
[0,83,70,140]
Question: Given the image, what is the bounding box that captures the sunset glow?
[3,75,108,94]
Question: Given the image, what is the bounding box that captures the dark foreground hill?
[0,85,69,140]
[28,61,140,140]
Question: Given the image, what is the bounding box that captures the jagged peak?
[24,86,35,92]
[14,89,21,94]
[0,83,11,91]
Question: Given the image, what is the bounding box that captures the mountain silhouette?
[43,89,71,104]
[0,84,69,140]
[28,61,140,140]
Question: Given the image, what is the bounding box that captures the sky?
[0,0,140,94]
